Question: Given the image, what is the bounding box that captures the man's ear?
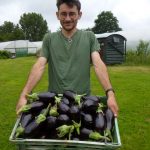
[56,12,60,20]
[78,11,82,19]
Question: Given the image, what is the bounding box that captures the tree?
[92,11,122,34]
[0,21,24,41]
[136,40,149,56]
[19,12,48,41]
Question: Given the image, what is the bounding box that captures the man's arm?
[91,51,119,117]
[16,57,47,114]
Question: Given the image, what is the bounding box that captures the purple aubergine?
[61,97,70,105]
[82,99,99,114]
[38,92,56,103]
[24,119,45,137]
[24,119,39,135]
[20,113,33,128]
[63,90,76,102]
[69,105,80,122]
[104,108,115,142]
[57,114,70,126]
[95,113,105,133]
[17,101,46,114]
[26,92,56,104]
[46,116,57,129]
[24,104,51,137]
[80,128,93,140]
[63,90,84,106]
[81,112,93,128]
[58,102,70,114]
[105,108,114,130]
[15,113,33,138]
[82,95,100,103]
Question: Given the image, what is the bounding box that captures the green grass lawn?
[0,57,150,150]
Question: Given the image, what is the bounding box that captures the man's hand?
[16,96,27,115]
[107,92,119,117]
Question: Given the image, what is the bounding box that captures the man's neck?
[61,28,77,39]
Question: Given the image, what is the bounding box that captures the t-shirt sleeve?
[40,32,51,60]
[89,31,100,53]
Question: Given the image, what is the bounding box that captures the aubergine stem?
[49,105,59,117]
[36,103,51,124]
[26,93,39,102]
[68,125,74,140]
[96,103,105,114]
[74,93,86,106]
[15,123,24,138]
[56,125,74,139]
[17,104,31,115]
[55,96,61,104]
[104,129,113,142]
[72,120,81,135]
[57,93,63,97]
[89,131,110,141]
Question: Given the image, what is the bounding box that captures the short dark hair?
[56,0,81,12]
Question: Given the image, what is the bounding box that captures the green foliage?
[0,21,24,42]
[19,12,48,41]
[136,40,149,56]
[92,11,122,34]
[125,40,150,65]
[0,50,11,59]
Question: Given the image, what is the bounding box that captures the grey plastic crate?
[9,117,121,150]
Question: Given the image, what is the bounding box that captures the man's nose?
[65,14,71,21]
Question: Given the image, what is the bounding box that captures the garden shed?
[96,33,127,64]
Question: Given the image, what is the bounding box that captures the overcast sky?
[0,0,150,43]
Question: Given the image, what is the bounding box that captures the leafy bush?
[0,50,11,59]
[124,40,150,65]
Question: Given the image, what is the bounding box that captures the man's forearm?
[92,55,112,91]
[20,57,46,97]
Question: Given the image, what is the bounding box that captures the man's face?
[56,3,82,32]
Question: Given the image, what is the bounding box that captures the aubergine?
[82,95,100,103]
[57,114,70,126]
[69,105,80,122]
[63,90,77,102]
[63,90,85,106]
[26,91,56,104]
[104,108,114,141]
[61,97,70,106]
[105,108,114,130]
[46,116,57,129]
[17,101,46,114]
[81,112,93,128]
[24,119,40,137]
[15,113,33,138]
[20,113,33,128]
[80,128,93,140]
[95,113,105,134]
[58,102,70,114]
[82,99,99,114]
[24,104,51,137]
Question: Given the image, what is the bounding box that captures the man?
[16,0,118,117]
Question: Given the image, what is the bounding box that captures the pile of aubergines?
[15,90,115,142]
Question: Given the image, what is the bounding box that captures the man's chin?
[62,25,75,32]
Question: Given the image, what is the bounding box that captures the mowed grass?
[0,57,150,150]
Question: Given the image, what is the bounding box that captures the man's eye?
[61,13,67,17]
[69,12,76,16]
